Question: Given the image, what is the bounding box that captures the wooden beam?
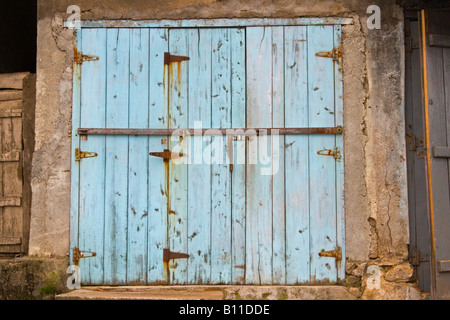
[76,17,354,28]
[0,72,30,90]
[438,260,450,272]
[0,100,22,110]
[0,151,20,162]
[432,146,450,158]
[0,237,22,246]
[0,90,22,102]
[429,34,450,48]
[0,109,22,118]
[78,127,344,136]
[0,197,21,207]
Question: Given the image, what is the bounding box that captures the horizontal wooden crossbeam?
[78,127,343,136]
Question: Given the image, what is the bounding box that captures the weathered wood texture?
[424,10,450,299]
[78,17,353,28]
[22,74,36,256]
[0,73,29,254]
[0,91,22,102]
[72,24,344,285]
[0,72,29,90]
[405,19,431,292]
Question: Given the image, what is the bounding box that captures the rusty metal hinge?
[149,149,185,162]
[75,148,98,161]
[72,247,97,266]
[74,51,99,65]
[410,247,420,266]
[163,248,190,262]
[164,52,190,65]
[316,46,342,62]
[406,133,424,151]
[318,246,342,261]
[417,150,426,159]
[317,147,342,161]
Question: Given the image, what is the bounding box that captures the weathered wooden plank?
[79,17,353,28]
[103,28,130,285]
[0,90,2,246]
[271,26,286,285]
[0,75,3,249]
[0,100,22,111]
[0,109,22,118]
[444,48,450,201]
[0,72,29,89]
[429,34,450,48]
[245,26,273,285]
[426,33,450,299]
[284,26,310,284]
[2,116,21,186]
[0,91,22,102]
[230,27,246,285]
[186,28,212,284]
[0,100,22,112]
[78,127,343,136]
[210,28,233,284]
[168,28,189,284]
[407,20,431,291]
[0,196,21,207]
[1,119,22,187]
[78,28,107,284]
[424,11,450,299]
[147,28,169,284]
[0,237,22,245]
[334,25,345,281]
[127,28,150,285]
[0,150,20,162]
[0,109,23,253]
[438,260,450,272]
[432,146,450,158]
[70,29,82,271]
[308,25,338,283]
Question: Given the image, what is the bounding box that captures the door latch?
[317,147,341,161]
[163,248,190,262]
[72,247,97,266]
[318,246,342,262]
[75,148,98,161]
[149,149,185,162]
[164,52,190,65]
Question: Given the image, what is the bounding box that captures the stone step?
[56,286,228,300]
[56,285,358,300]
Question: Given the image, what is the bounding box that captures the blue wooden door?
[71,24,344,285]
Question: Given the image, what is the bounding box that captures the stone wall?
[0,258,68,299]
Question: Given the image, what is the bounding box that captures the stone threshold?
[55,285,358,300]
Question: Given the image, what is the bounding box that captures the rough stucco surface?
[28,16,73,257]
[364,10,410,265]
[29,0,420,299]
